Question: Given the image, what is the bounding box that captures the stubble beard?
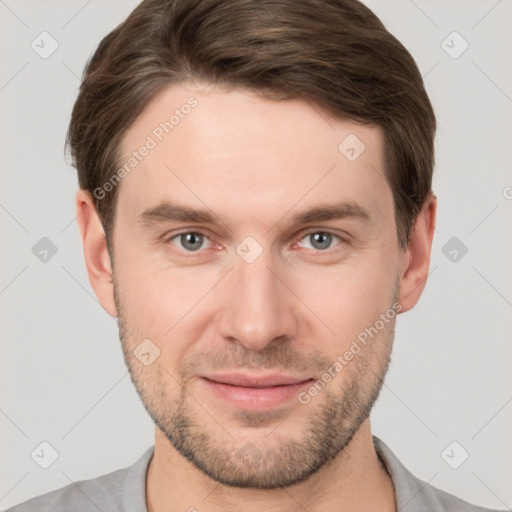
[114,275,396,489]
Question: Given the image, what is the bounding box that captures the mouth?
[200,373,315,410]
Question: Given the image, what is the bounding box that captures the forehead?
[117,82,391,229]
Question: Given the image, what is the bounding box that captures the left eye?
[298,231,341,251]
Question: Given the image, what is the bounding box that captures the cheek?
[116,258,221,361]
[117,250,199,310]
[293,259,397,346]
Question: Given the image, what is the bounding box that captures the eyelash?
[164,229,347,255]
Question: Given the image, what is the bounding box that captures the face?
[110,82,404,489]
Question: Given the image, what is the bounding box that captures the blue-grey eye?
[300,232,340,251]
[173,232,208,251]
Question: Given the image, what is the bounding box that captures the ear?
[75,189,118,317]
[397,194,437,313]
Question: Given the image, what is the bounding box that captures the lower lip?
[201,378,314,410]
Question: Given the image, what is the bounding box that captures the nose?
[217,249,298,352]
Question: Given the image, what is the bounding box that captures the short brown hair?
[66,0,436,251]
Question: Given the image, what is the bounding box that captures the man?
[6,0,506,511]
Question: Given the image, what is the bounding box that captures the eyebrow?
[136,200,371,229]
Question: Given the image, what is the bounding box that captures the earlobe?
[75,189,118,317]
[397,194,437,313]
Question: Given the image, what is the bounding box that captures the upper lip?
[202,373,313,388]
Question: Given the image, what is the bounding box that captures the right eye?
[166,231,213,252]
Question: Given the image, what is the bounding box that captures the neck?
[146,420,396,512]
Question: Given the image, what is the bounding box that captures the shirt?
[5,435,505,511]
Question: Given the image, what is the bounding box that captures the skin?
[76,82,436,512]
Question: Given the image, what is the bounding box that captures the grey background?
[1,0,511,510]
